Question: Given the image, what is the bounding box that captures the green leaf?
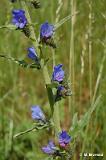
[69,95,101,138]
[46,82,60,113]
[47,82,59,89]
[72,113,78,128]
[46,86,55,112]
[55,11,79,30]
[0,24,16,30]
[0,54,40,69]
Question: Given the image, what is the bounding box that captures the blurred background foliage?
[0,0,106,160]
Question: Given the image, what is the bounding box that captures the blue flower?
[57,86,65,96]
[31,106,45,121]
[55,86,65,102]
[40,22,54,39]
[12,9,27,29]
[27,47,38,60]
[42,141,56,155]
[52,64,64,82]
[58,131,71,147]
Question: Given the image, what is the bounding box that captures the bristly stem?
[14,123,50,138]
[20,0,61,136]
[20,0,51,102]
[53,102,61,136]
[14,126,37,138]
[20,0,38,47]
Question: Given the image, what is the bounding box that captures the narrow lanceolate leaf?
[0,54,40,69]
[14,121,51,138]
[0,24,16,30]
[70,95,101,138]
[46,86,55,113]
[0,54,19,64]
[46,82,59,89]
[55,11,79,30]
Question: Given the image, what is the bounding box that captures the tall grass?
[69,0,76,119]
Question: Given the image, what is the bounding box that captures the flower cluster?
[40,22,54,40]
[59,131,71,147]
[27,47,41,69]
[40,22,56,48]
[27,47,38,60]
[12,46,41,69]
[52,64,64,83]
[31,106,46,122]
[31,105,71,157]
[52,64,72,101]
[42,131,71,157]
[42,141,56,155]
[12,9,27,29]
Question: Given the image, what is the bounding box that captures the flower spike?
[31,106,46,122]
[52,64,64,82]
[12,9,27,29]
[42,141,56,155]
[58,131,71,147]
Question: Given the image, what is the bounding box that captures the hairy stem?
[14,126,38,138]
[53,102,61,135]
[20,0,61,135]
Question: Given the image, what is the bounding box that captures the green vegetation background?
[0,0,106,160]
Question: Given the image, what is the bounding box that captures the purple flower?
[42,141,56,155]
[31,106,45,121]
[58,131,71,147]
[55,86,65,102]
[52,64,64,82]
[57,86,65,96]
[40,22,54,40]
[12,9,27,29]
[27,47,38,60]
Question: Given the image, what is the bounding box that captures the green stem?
[13,126,38,138]
[20,0,61,135]
[20,0,51,98]
[53,102,61,135]
[69,0,76,118]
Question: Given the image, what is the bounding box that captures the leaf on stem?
[69,95,101,138]
[0,54,41,69]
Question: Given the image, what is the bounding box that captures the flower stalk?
[20,0,61,136]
